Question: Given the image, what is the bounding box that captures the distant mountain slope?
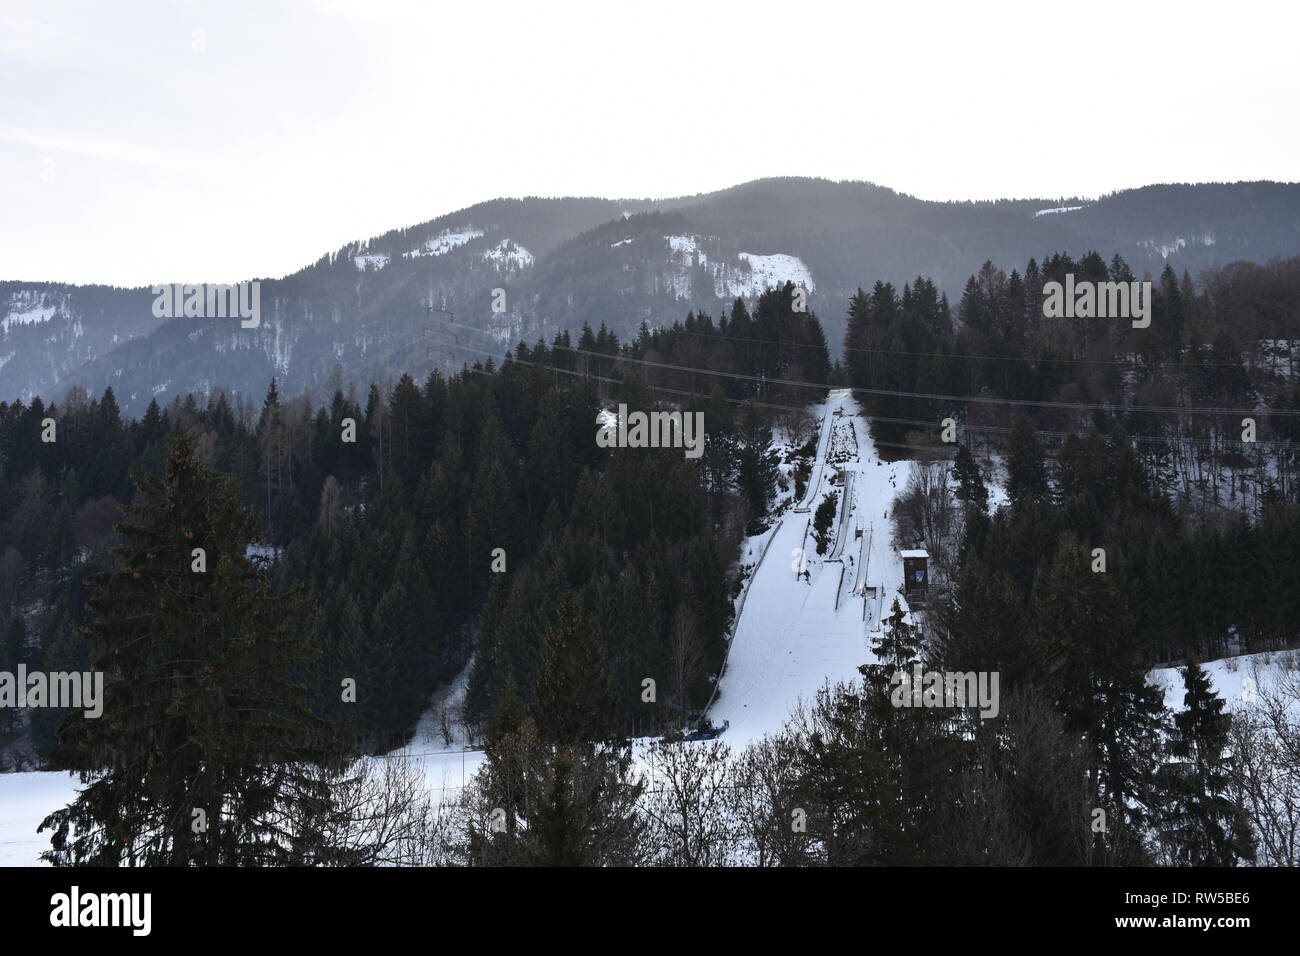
[0,283,160,406]
[4,178,1299,414]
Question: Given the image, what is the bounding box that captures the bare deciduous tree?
[641,739,735,866]
[728,732,809,866]
[1229,660,1300,865]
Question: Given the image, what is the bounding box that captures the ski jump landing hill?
[709,389,911,744]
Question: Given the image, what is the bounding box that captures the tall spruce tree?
[812,491,838,555]
[532,593,615,744]
[1006,418,1049,505]
[1157,662,1254,866]
[1031,545,1165,863]
[40,432,348,866]
[952,443,988,512]
[460,593,647,866]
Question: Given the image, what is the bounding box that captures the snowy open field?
[1150,649,1300,714]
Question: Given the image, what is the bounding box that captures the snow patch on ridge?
[483,238,534,270]
[728,252,816,297]
[1138,234,1216,258]
[663,235,815,301]
[408,227,484,259]
[1034,205,1086,217]
[2,291,63,335]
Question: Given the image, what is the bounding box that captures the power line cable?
[430,331,1300,450]
[431,317,1300,418]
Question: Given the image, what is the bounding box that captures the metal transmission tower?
[424,302,456,364]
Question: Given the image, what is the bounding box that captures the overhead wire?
[422,314,1300,419]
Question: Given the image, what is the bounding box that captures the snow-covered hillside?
[1151,649,1299,715]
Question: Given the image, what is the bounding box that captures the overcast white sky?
[2,0,1296,286]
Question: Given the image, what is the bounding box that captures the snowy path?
[376,656,488,797]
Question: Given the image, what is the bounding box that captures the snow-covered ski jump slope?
[709,389,910,744]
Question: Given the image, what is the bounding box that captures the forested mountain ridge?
[4,179,1298,417]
